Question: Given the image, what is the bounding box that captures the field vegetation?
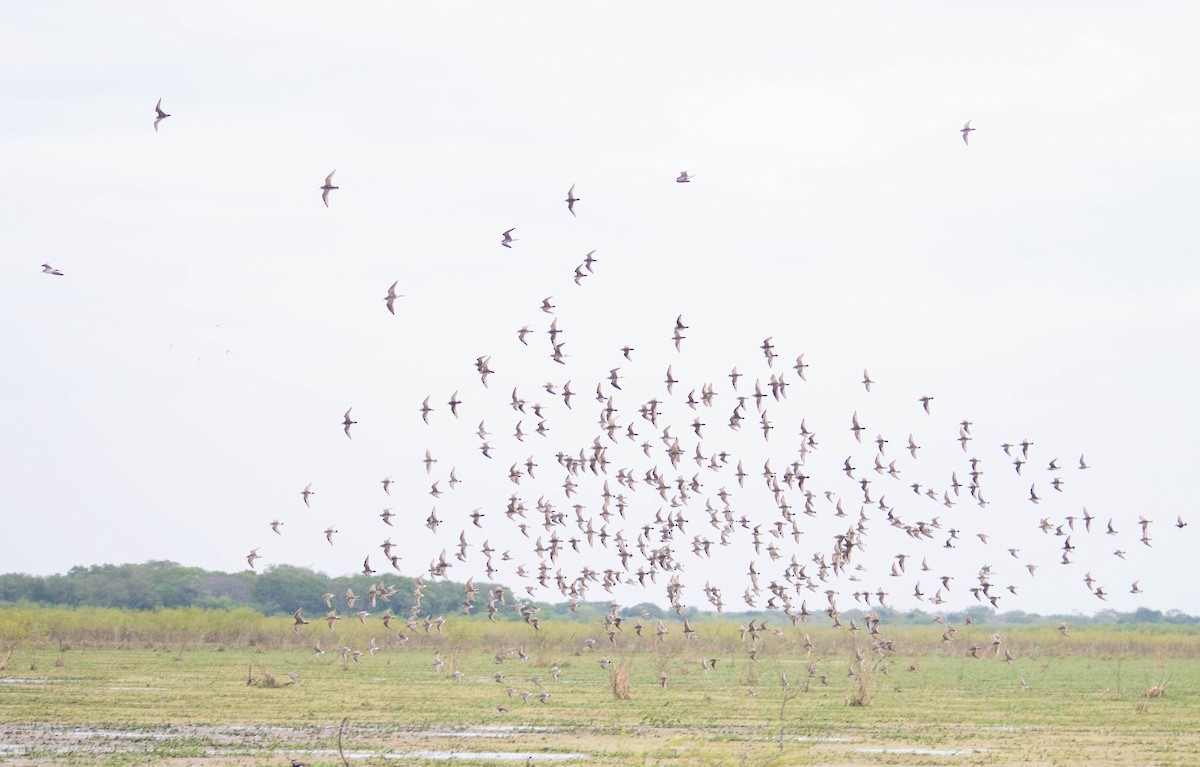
[1,602,1198,766]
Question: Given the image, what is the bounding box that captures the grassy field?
[1,610,1198,766]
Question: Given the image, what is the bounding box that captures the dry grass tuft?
[611,658,633,700]
[846,663,877,707]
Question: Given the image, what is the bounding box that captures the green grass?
[1,611,1199,765]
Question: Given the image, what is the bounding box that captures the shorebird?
[153,98,170,132]
[384,281,402,314]
[301,483,314,507]
[270,520,283,535]
[676,171,693,183]
[342,408,356,438]
[565,184,579,216]
[501,228,517,248]
[320,170,338,207]
[961,120,975,145]
[381,476,393,495]
[850,412,864,442]
[246,548,261,569]
[794,355,808,380]
[41,263,64,276]
[324,527,338,545]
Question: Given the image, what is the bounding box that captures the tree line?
[0,561,662,622]
[0,561,1195,626]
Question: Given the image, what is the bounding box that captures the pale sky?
[3,2,1198,617]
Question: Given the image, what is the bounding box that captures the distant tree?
[621,602,664,619]
[252,565,332,615]
[1124,607,1164,624]
[200,572,255,606]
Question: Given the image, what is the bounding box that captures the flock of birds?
[43,101,1190,707]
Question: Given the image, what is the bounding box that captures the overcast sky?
[2,2,1198,617]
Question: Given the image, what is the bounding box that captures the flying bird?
[565,184,579,217]
[320,170,338,207]
[676,171,693,183]
[342,408,357,438]
[153,98,170,132]
[384,281,402,314]
[501,228,517,248]
[41,264,64,276]
[961,120,975,145]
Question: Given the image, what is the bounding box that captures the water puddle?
[402,752,586,761]
[296,750,585,761]
[857,747,979,755]
[423,726,560,738]
[66,729,176,740]
[0,725,588,762]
